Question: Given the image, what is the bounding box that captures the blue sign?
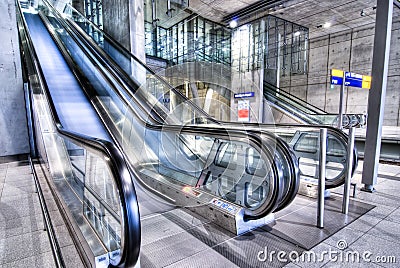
[330,69,371,89]
[344,72,363,88]
[234,92,255,98]
[331,77,344,85]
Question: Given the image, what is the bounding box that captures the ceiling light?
[323,22,332,28]
[229,19,238,28]
[294,31,301,37]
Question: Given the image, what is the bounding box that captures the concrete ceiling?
[152,0,261,29]
[187,0,400,39]
[187,0,261,22]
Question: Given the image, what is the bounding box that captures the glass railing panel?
[83,151,121,253]
[198,140,271,208]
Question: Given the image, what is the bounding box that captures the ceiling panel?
[186,0,399,38]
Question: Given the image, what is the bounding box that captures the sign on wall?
[238,99,250,122]
[330,69,371,89]
[331,69,344,85]
[234,92,255,98]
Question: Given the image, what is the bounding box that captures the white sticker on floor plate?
[95,253,109,268]
[210,198,238,215]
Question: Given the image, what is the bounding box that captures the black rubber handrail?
[16,2,140,267]
[67,6,337,131]
[222,122,359,188]
[263,81,366,127]
[38,0,293,220]
[264,81,328,115]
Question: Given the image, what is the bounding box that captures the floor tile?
[0,230,51,264]
[324,227,365,248]
[366,220,400,245]
[346,214,382,233]
[385,207,400,224]
[60,245,85,268]
[0,250,55,268]
[347,234,399,268]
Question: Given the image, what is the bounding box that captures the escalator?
[36,0,299,217]
[263,82,400,163]
[17,3,140,267]
[17,0,301,266]
[58,3,357,190]
[263,81,366,128]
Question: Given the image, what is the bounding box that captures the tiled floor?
[0,159,54,267]
[0,157,83,268]
[285,160,400,267]
[0,156,399,268]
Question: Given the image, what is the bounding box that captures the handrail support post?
[342,127,355,214]
[317,128,327,228]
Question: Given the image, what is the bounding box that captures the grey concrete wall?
[0,0,29,156]
[103,0,131,51]
[129,0,145,62]
[71,0,84,14]
[103,0,145,63]
[281,20,400,126]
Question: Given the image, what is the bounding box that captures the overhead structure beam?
[361,0,393,192]
[221,0,286,24]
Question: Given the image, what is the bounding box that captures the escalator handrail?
[264,81,328,115]
[39,2,256,194]
[61,14,300,207]
[37,1,291,220]
[221,121,359,184]
[263,87,328,125]
[63,3,346,137]
[264,86,365,126]
[264,93,322,124]
[16,3,140,267]
[49,1,303,214]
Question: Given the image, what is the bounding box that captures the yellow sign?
[362,75,372,89]
[331,69,344,78]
